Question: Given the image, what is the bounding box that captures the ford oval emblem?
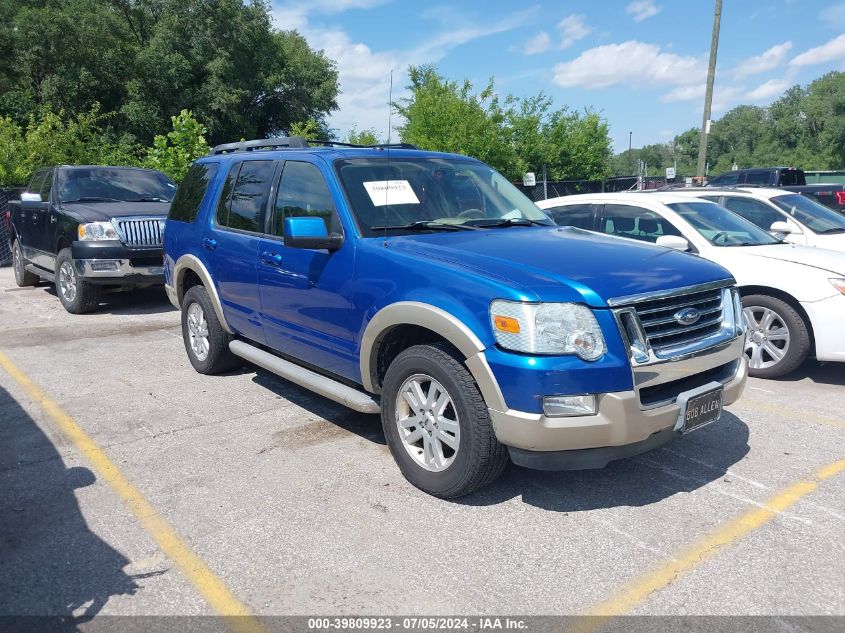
[674,307,702,326]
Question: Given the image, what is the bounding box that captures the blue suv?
[163,138,748,498]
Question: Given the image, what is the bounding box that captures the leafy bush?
[142,110,210,183]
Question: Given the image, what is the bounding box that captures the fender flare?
[359,301,506,411]
[172,254,233,334]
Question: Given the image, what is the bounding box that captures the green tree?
[142,110,210,183]
[346,126,381,146]
[289,120,321,141]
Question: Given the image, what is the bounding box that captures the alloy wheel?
[395,374,460,472]
[58,262,77,304]
[743,306,790,370]
[186,302,210,361]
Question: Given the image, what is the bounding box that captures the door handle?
[261,251,283,266]
[50,216,57,224]
[32,213,38,220]
[202,237,217,251]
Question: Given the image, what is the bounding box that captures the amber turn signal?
[493,315,520,334]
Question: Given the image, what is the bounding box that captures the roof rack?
[210,137,419,155]
[211,137,310,154]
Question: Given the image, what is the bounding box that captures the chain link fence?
[0,188,24,267]
[516,176,678,202]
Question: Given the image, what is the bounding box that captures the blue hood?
[388,226,733,307]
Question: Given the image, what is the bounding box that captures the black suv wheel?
[381,343,508,498]
[55,248,100,313]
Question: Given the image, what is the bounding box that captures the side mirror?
[20,192,42,203]
[770,221,799,235]
[655,235,690,251]
[283,216,342,251]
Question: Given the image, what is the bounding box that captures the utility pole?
[697,0,722,181]
[628,131,633,175]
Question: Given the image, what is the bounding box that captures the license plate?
[681,387,723,433]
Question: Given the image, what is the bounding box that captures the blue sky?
[271,0,845,153]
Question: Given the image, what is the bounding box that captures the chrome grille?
[115,217,164,247]
[633,288,724,352]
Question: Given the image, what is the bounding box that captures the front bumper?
[801,292,845,363]
[71,240,163,285]
[488,335,747,470]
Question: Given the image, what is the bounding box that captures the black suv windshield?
[58,167,176,203]
[666,201,781,246]
[334,157,553,236]
[770,194,845,234]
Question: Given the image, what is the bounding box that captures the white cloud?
[552,41,703,89]
[789,33,845,67]
[626,0,661,22]
[523,31,551,55]
[271,2,538,138]
[820,3,845,24]
[733,41,793,78]
[558,14,591,49]
[745,78,792,101]
[661,84,705,102]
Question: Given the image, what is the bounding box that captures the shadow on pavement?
[459,411,750,512]
[43,285,176,316]
[252,369,386,446]
[0,384,139,625]
[777,360,845,387]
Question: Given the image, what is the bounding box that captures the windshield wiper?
[62,197,122,203]
[469,218,550,229]
[370,220,480,232]
[131,196,170,202]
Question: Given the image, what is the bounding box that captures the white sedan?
[670,186,845,251]
[537,192,845,378]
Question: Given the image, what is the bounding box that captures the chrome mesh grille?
[633,288,724,352]
[115,218,164,247]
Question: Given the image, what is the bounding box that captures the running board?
[229,340,381,414]
[26,264,54,283]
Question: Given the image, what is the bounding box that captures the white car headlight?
[490,300,606,360]
[78,221,119,241]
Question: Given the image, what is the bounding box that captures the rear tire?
[181,285,240,374]
[12,239,39,287]
[55,248,100,313]
[742,294,810,378]
[381,343,508,498]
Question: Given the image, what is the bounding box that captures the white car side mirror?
[770,221,800,235]
[20,192,42,202]
[655,235,690,251]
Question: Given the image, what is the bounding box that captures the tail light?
[835,191,845,206]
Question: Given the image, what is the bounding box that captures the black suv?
[707,167,805,187]
[8,165,175,313]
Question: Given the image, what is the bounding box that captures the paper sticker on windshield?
[363,180,420,206]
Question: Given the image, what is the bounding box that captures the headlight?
[78,221,119,241]
[830,278,845,295]
[490,300,606,360]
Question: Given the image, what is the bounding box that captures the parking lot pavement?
[0,266,843,622]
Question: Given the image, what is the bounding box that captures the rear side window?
[779,170,805,186]
[710,172,738,186]
[168,163,219,223]
[545,204,595,230]
[744,170,772,186]
[215,160,275,233]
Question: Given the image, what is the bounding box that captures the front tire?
[12,239,38,287]
[742,294,810,378]
[181,285,239,374]
[381,343,508,498]
[55,248,100,313]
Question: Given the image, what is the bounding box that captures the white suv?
[537,192,845,378]
[670,187,845,251]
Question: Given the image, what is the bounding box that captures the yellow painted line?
[0,350,265,633]
[570,457,845,632]
[729,397,844,429]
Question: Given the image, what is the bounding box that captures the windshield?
[666,201,781,246]
[58,168,176,203]
[334,157,553,236]
[770,193,845,234]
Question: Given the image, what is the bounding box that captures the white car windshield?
[335,157,553,236]
[770,194,845,234]
[666,201,782,247]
